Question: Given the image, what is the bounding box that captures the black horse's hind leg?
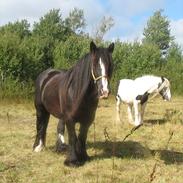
[77,123,91,162]
[55,119,67,152]
[33,105,50,152]
[64,121,81,167]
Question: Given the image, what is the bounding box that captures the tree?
[65,8,86,34]
[0,20,30,39]
[33,9,68,41]
[166,42,183,63]
[53,35,90,69]
[143,9,173,55]
[93,16,114,43]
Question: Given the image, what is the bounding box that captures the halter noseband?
[91,67,107,83]
[145,77,169,101]
[158,77,167,92]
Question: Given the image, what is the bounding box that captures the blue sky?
[0,0,182,47]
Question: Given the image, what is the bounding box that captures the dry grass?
[0,96,183,183]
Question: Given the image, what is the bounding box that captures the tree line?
[0,9,182,99]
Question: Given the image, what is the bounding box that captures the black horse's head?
[90,41,114,99]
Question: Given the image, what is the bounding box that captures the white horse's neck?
[134,75,162,95]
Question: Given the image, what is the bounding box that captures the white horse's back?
[117,75,165,104]
[134,75,163,94]
[117,79,135,103]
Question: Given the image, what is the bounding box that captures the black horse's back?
[36,69,66,93]
[35,69,67,104]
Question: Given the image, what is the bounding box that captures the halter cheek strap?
[146,77,168,101]
[91,67,107,83]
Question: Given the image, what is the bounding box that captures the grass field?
[0,96,183,183]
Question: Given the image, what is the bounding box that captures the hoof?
[33,144,44,152]
[55,143,68,153]
[64,159,84,167]
[79,154,90,162]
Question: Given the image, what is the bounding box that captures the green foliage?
[53,35,90,69]
[0,19,31,39]
[33,9,67,41]
[166,42,183,63]
[143,10,173,55]
[20,35,55,80]
[162,62,183,95]
[111,40,162,93]
[0,77,33,99]
[0,32,22,79]
[0,8,183,99]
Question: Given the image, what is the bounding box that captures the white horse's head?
[158,77,171,101]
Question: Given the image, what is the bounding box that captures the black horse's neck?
[62,53,97,118]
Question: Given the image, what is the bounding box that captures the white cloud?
[0,0,182,48]
[0,0,57,25]
[0,0,105,26]
[107,0,164,17]
[170,19,183,48]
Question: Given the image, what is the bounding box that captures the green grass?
[0,96,183,183]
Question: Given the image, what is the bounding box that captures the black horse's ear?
[108,43,114,53]
[90,41,97,53]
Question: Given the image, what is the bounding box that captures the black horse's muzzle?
[99,89,109,99]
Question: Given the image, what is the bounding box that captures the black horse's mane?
[60,53,94,118]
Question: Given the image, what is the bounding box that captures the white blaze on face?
[99,58,109,96]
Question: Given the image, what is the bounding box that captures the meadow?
[0,96,183,183]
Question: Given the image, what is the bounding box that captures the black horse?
[33,41,114,166]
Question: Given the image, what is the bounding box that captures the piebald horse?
[116,75,171,126]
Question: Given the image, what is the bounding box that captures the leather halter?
[91,67,107,83]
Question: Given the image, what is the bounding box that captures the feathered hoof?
[64,158,84,167]
[79,154,90,162]
[55,143,68,153]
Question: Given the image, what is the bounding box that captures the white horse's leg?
[127,104,134,124]
[140,102,147,124]
[116,95,121,122]
[134,100,141,126]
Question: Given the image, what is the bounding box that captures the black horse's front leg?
[77,123,91,162]
[55,119,67,152]
[64,121,82,167]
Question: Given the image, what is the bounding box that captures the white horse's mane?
[133,75,170,94]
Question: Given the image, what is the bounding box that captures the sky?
[0,0,183,48]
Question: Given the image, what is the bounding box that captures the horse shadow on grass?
[151,149,183,165]
[87,140,183,165]
[144,118,167,125]
[48,140,183,165]
[88,140,151,159]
